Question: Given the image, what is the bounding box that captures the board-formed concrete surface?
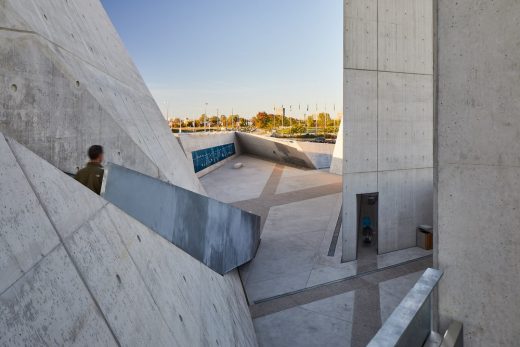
[436,1,520,345]
[177,132,242,177]
[343,0,434,261]
[102,163,261,274]
[0,134,257,346]
[0,0,203,194]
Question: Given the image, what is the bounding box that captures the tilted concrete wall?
[236,132,324,169]
[343,0,434,260]
[297,141,335,169]
[436,1,520,345]
[177,132,241,177]
[0,0,202,193]
[0,134,257,346]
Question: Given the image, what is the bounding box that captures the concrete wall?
[297,141,335,169]
[0,134,257,346]
[330,120,344,175]
[343,0,434,260]
[236,132,325,169]
[0,0,203,193]
[436,1,520,345]
[177,132,241,177]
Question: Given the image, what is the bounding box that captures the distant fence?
[191,143,236,173]
[101,163,261,274]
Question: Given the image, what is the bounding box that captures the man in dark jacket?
[75,145,104,195]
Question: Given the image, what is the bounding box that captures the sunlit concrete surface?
[201,155,432,303]
[252,263,431,347]
[0,0,203,193]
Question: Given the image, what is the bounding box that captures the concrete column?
[343,0,434,261]
[436,1,520,345]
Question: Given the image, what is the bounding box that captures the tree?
[317,113,331,127]
[306,115,316,128]
[209,116,219,126]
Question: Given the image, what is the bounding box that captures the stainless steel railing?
[367,268,444,347]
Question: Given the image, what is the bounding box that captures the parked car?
[313,137,326,143]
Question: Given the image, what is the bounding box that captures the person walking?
[75,145,105,195]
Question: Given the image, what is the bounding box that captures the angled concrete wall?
[0,134,257,346]
[436,1,520,345]
[343,0,434,261]
[0,0,203,193]
[236,132,330,169]
[297,141,335,169]
[177,132,241,177]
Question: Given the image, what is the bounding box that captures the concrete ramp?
[236,132,330,169]
[102,163,261,274]
[0,134,257,346]
[0,0,202,193]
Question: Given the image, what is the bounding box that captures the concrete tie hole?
[10,84,17,92]
[75,81,80,87]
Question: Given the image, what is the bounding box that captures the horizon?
[101,0,342,120]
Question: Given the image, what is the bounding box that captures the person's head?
[88,145,104,163]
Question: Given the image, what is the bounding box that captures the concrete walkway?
[201,155,433,345]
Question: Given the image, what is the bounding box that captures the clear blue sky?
[101,0,342,119]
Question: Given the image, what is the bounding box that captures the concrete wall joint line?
[344,67,433,77]
[346,166,434,175]
[6,139,121,347]
[106,212,195,343]
[0,242,61,297]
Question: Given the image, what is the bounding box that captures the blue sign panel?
[192,143,236,173]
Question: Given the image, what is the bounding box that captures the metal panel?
[101,163,261,274]
[192,143,236,173]
[367,268,443,347]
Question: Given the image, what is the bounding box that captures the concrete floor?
[201,155,433,346]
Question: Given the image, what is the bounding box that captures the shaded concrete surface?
[102,163,261,274]
[236,132,329,169]
[0,134,257,346]
[436,1,520,345]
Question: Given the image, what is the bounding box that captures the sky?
[101,0,342,120]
